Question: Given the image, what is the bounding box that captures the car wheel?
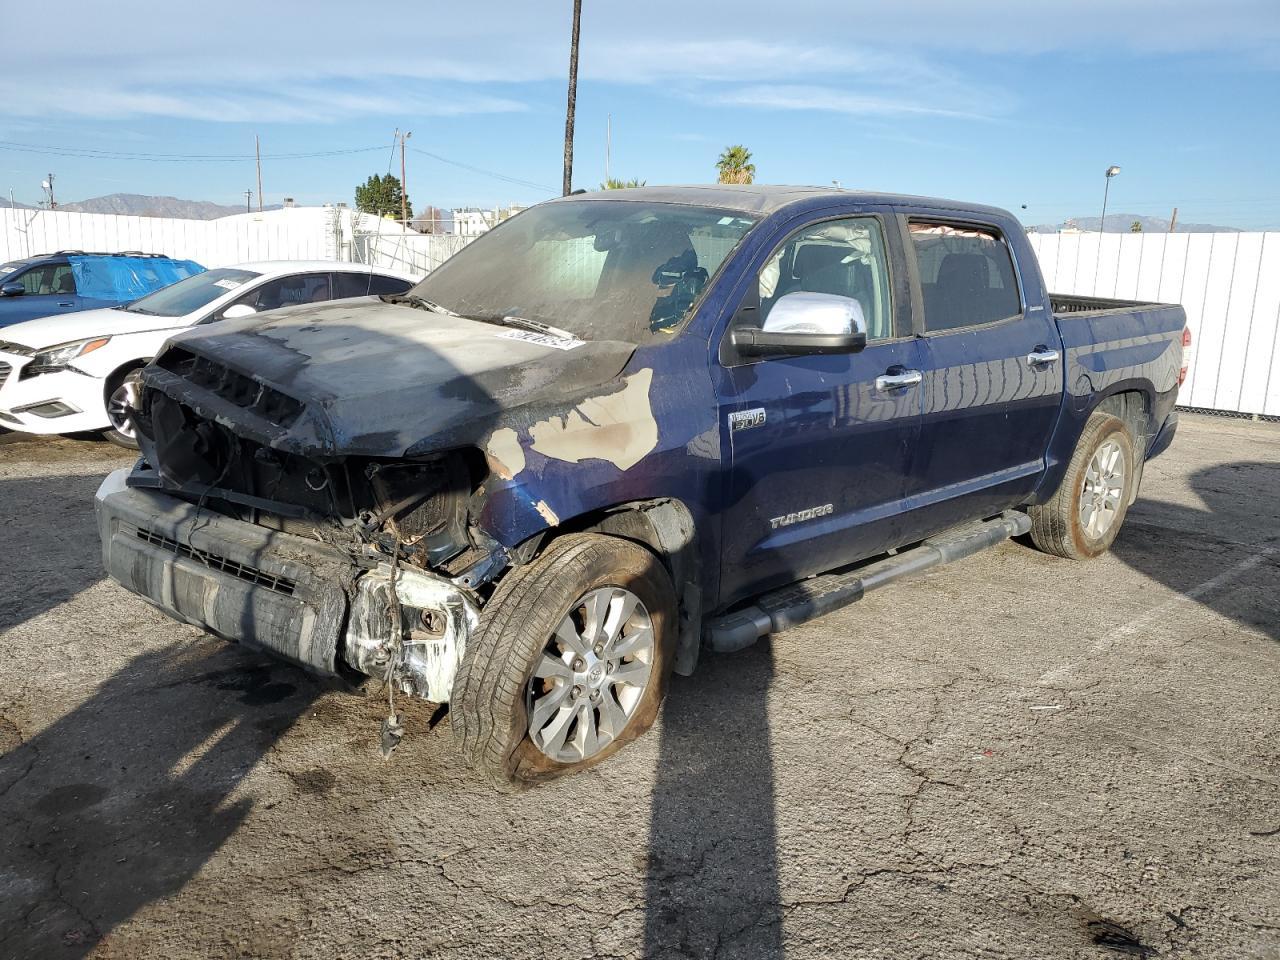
[103,366,144,450]
[452,533,676,791]
[1028,411,1136,560]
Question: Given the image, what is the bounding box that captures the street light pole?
[1099,164,1121,233]
[1094,165,1122,293]
[399,130,412,227]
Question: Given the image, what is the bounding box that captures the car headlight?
[23,337,111,378]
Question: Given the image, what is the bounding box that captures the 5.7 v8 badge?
[729,407,766,431]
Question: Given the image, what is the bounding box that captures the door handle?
[875,368,923,391]
[1026,347,1060,366]
[57,301,75,307]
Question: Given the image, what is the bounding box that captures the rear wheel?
[452,533,676,790]
[1028,412,1136,560]
[103,366,144,449]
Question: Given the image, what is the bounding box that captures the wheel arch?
[538,499,703,676]
[101,357,152,406]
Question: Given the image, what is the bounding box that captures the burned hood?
[145,298,637,457]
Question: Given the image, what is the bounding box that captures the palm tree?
[600,178,646,190]
[716,145,756,185]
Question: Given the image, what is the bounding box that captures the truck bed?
[1050,293,1167,316]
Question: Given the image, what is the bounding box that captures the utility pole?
[44,173,56,209]
[255,135,264,213]
[605,113,611,184]
[398,129,412,226]
[562,0,582,196]
[1169,207,1178,233]
[245,189,253,213]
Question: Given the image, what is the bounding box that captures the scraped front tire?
[452,533,676,791]
[1028,411,1136,560]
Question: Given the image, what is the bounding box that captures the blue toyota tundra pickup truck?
[94,185,1187,788]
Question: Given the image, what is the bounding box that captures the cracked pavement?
[0,414,1278,959]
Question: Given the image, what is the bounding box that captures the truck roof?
[555,184,1013,220]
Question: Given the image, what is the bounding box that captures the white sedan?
[0,260,417,447]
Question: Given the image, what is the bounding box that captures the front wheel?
[1028,411,1136,560]
[103,366,145,449]
[452,533,676,790]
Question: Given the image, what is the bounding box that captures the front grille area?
[157,347,304,428]
[0,362,10,389]
[133,525,298,597]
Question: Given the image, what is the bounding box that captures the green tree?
[355,173,412,221]
[1130,220,1143,233]
[716,145,755,185]
[599,177,646,190]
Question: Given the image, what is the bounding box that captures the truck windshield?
[409,200,758,343]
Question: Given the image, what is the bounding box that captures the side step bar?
[707,511,1032,653]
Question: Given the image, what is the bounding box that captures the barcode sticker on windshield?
[213,278,246,290]
[496,329,585,351]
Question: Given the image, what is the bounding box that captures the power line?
[0,138,556,194]
[408,146,556,193]
[0,140,387,162]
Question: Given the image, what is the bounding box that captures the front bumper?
[95,468,477,698]
[0,352,111,434]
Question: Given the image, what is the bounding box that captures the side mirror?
[1,282,25,297]
[220,303,258,320]
[732,291,868,358]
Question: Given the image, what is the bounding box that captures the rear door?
[715,211,925,605]
[900,215,1064,532]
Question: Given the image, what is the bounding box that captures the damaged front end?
[96,352,511,707]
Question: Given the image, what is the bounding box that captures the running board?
[707,511,1032,653]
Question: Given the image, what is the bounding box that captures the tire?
[103,366,145,449]
[452,533,677,791]
[1028,412,1136,560]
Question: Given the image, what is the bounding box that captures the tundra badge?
[770,504,834,529]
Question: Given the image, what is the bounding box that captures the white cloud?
[0,0,1274,123]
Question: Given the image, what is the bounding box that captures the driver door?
[715,214,925,606]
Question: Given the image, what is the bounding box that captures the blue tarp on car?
[68,256,204,301]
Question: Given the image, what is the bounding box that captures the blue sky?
[3,0,1278,228]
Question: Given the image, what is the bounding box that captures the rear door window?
[242,273,331,311]
[909,223,1021,332]
[333,272,412,298]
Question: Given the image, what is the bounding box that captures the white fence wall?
[0,206,336,266]
[1028,231,1280,417]
[0,205,476,279]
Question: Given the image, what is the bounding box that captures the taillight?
[1179,327,1193,386]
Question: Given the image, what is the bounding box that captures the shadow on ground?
[644,640,784,959]
[0,473,114,634]
[1113,460,1280,643]
[0,642,322,957]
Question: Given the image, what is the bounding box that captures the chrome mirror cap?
[762,291,866,337]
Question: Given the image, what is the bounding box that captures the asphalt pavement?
[1,415,1277,959]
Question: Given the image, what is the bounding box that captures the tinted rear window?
[910,223,1021,331]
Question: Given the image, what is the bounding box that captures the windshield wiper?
[121,304,157,315]
[492,315,577,340]
[385,293,459,317]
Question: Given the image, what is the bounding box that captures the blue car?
[0,251,204,328]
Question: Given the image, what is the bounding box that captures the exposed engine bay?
[123,369,514,716]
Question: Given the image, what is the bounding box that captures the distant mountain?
[1028,213,1238,234]
[5,194,282,220]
